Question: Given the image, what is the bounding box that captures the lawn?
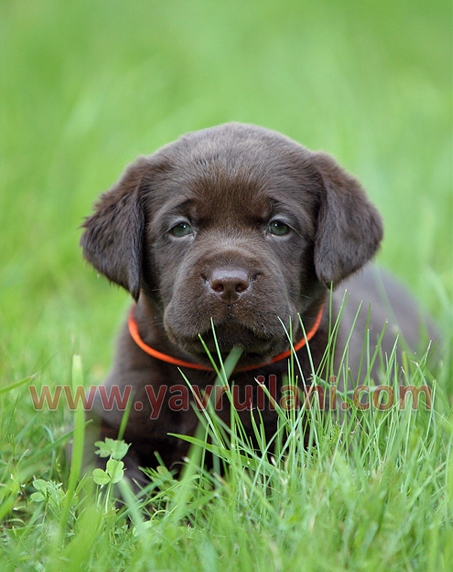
[0,0,452,570]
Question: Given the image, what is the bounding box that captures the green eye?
[267,220,290,236]
[170,222,193,237]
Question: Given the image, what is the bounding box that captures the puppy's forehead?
[188,170,281,223]
[146,123,321,218]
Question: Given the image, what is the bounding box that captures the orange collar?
[128,304,324,373]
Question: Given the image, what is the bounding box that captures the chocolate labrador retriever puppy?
[81,123,433,484]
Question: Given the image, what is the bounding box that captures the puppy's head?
[81,123,382,361]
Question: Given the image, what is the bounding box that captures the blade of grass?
[59,355,85,532]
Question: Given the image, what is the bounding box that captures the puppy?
[80,123,434,484]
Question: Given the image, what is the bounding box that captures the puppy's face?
[81,123,383,362]
[145,156,320,359]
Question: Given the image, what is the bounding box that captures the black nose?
[209,268,251,304]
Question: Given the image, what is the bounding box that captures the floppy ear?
[313,152,383,286]
[80,157,150,301]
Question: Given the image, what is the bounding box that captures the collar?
[128,304,324,373]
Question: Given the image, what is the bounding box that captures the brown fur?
[80,123,434,484]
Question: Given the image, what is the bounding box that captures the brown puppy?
[81,123,433,484]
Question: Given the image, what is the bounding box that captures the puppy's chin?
[166,322,292,367]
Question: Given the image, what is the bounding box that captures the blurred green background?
[1,0,451,390]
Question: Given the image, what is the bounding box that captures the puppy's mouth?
[197,326,275,356]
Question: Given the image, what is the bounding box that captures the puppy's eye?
[170,222,193,237]
[267,220,290,236]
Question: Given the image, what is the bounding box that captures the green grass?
[0,0,451,570]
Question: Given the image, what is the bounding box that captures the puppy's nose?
[209,268,250,304]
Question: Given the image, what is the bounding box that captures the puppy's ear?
[313,152,383,286]
[80,157,150,301]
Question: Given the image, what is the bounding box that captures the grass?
[0,0,451,570]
